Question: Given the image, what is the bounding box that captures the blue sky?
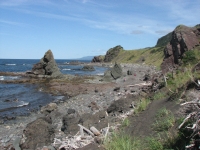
[0,0,199,59]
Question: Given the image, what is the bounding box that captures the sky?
[0,0,199,59]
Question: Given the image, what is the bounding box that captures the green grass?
[134,98,151,114]
[109,46,164,69]
[122,118,130,127]
[104,132,141,150]
[146,137,163,150]
[152,108,175,132]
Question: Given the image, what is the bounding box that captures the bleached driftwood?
[90,126,101,136]
[178,112,197,129]
[128,81,152,87]
[78,124,94,137]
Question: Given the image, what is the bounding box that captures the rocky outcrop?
[161,25,200,73]
[91,56,104,63]
[82,65,95,71]
[30,50,62,78]
[20,117,54,149]
[104,45,123,62]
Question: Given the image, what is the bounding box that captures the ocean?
[0,59,108,119]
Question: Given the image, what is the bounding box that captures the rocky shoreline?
[0,62,159,150]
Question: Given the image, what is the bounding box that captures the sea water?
[0,59,108,118]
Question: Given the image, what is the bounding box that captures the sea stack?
[30,50,62,78]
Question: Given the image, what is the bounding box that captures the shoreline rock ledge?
[27,50,63,78]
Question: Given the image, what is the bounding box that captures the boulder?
[161,25,200,73]
[107,98,133,114]
[82,65,95,71]
[111,63,122,79]
[20,117,54,150]
[61,109,82,135]
[31,50,62,78]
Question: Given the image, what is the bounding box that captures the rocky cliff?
[30,50,62,78]
[161,24,200,73]
[91,45,123,63]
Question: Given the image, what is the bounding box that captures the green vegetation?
[153,108,175,132]
[134,98,151,114]
[104,132,141,150]
[109,46,164,69]
[122,118,130,127]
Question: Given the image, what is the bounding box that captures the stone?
[111,63,122,79]
[30,50,62,78]
[82,65,95,71]
[20,117,54,150]
[107,98,133,114]
[41,103,58,114]
[13,137,21,150]
[61,109,82,135]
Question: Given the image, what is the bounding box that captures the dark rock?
[30,50,62,78]
[91,55,104,63]
[143,74,150,81]
[61,109,82,135]
[20,117,54,150]
[88,101,99,111]
[104,45,123,62]
[69,61,82,65]
[127,70,132,75]
[107,98,133,114]
[111,63,122,79]
[67,108,76,114]
[81,111,108,131]
[161,25,200,73]
[82,65,95,71]
[113,87,120,91]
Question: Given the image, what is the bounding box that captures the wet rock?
[82,65,95,71]
[20,117,54,150]
[61,109,82,135]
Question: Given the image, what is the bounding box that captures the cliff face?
[161,25,200,73]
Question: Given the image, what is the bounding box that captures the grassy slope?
[110,46,164,69]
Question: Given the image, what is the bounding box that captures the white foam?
[17,101,29,107]
[62,68,71,70]
[0,76,4,80]
[5,64,16,65]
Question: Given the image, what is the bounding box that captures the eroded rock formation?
[29,50,62,78]
[161,25,200,73]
